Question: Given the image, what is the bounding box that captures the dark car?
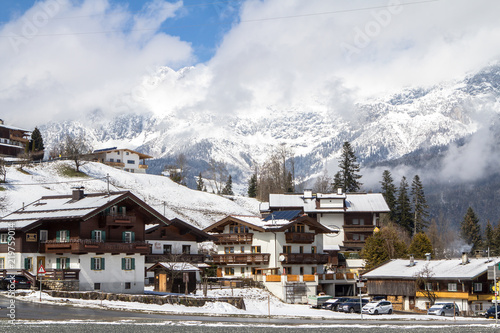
[322,297,353,311]
[0,275,32,290]
[485,305,500,319]
[340,298,370,313]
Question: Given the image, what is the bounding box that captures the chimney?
[409,254,415,267]
[304,189,313,198]
[337,187,343,195]
[72,188,85,201]
[425,253,431,261]
[461,252,469,265]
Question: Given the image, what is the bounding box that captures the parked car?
[427,303,460,316]
[0,275,32,290]
[340,298,369,313]
[362,300,393,315]
[321,297,352,311]
[307,294,333,308]
[484,305,500,318]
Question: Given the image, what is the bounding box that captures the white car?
[362,300,393,315]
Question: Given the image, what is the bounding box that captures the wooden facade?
[0,122,30,157]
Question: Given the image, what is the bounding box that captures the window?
[311,266,317,275]
[122,257,135,270]
[311,246,317,254]
[24,257,33,271]
[448,283,457,292]
[117,151,120,155]
[92,230,105,242]
[283,246,291,253]
[39,230,48,242]
[117,159,121,163]
[127,160,135,164]
[122,231,135,243]
[56,257,70,269]
[291,224,305,233]
[125,282,131,289]
[283,267,292,275]
[0,257,4,269]
[474,283,483,292]
[182,245,191,254]
[240,246,245,253]
[119,206,126,215]
[163,244,172,254]
[57,230,70,243]
[251,246,261,253]
[94,283,101,290]
[229,223,248,234]
[224,247,234,254]
[91,257,105,271]
[126,152,129,155]
[425,283,432,291]
[224,267,234,275]
[0,234,8,244]
[299,246,304,254]
[110,158,114,162]
[241,267,245,275]
[299,267,304,275]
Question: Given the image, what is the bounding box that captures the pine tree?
[408,232,433,259]
[247,173,257,198]
[337,141,362,193]
[222,175,234,195]
[411,175,429,235]
[361,232,389,270]
[395,176,413,235]
[380,170,397,221]
[31,127,44,151]
[332,171,343,192]
[196,172,204,191]
[460,207,482,253]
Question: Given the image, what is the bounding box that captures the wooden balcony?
[212,253,270,265]
[104,214,137,225]
[343,224,376,233]
[43,269,80,281]
[285,232,315,244]
[343,240,366,248]
[104,161,125,168]
[41,240,150,254]
[138,164,148,169]
[145,254,206,264]
[214,233,253,245]
[279,253,329,264]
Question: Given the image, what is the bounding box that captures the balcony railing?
[138,164,148,169]
[41,239,150,254]
[279,253,329,264]
[104,161,125,168]
[342,240,366,248]
[214,233,253,245]
[146,254,206,264]
[285,232,315,244]
[43,269,80,281]
[212,253,270,265]
[104,214,137,225]
[343,225,376,233]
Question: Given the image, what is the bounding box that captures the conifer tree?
[411,175,429,235]
[336,141,362,193]
[31,127,44,152]
[380,170,397,221]
[361,223,408,269]
[460,207,482,252]
[196,172,204,191]
[222,175,234,195]
[247,173,257,198]
[408,232,433,259]
[395,176,413,235]
[485,220,494,252]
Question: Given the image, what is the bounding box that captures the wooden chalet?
[0,120,30,157]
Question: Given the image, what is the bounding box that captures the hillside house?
[361,254,500,315]
[204,213,340,303]
[0,119,30,157]
[0,189,172,294]
[92,147,152,174]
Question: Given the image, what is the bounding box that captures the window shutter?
[24,258,29,269]
[122,231,126,242]
[65,230,70,241]
[91,230,95,241]
[56,258,61,269]
[121,258,125,270]
[91,258,95,270]
[66,258,70,269]
[101,231,106,242]
[56,230,60,242]
[131,232,135,242]
[101,258,105,270]
[131,258,135,270]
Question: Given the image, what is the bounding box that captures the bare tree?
[415,263,437,307]
[313,169,332,193]
[62,134,93,172]
[207,159,228,194]
[0,157,6,183]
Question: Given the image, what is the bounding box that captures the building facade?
[0,120,30,157]
[92,147,152,174]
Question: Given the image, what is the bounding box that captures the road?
[0,295,496,326]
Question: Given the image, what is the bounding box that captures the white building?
[93,147,152,174]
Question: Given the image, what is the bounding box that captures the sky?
[1,0,500,128]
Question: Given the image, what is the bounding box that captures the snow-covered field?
[0,160,260,229]
[2,287,487,322]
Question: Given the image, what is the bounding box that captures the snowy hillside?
[0,161,260,229]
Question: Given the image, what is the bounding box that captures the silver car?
[362,300,393,315]
[427,303,460,316]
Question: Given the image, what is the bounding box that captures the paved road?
[0,295,496,326]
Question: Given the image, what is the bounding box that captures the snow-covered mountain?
[39,63,500,191]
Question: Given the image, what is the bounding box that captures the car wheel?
[440,311,445,316]
[374,310,379,315]
[349,307,355,313]
[388,309,393,314]
[455,312,459,316]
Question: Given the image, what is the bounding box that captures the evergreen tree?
[222,175,234,195]
[30,127,44,151]
[395,176,413,235]
[247,173,257,198]
[411,175,429,235]
[337,141,362,193]
[485,220,494,253]
[332,171,343,192]
[196,172,204,191]
[492,222,500,256]
[361,232,389,270]
[380,170,397,221]
[408,232,433,259]
[460,207,482,252]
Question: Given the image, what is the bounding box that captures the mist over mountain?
[38,63,500,228]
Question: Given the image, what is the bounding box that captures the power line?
[0,0,441,38]
[7,176,107,186]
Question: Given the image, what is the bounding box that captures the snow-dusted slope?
[0,161,260,229]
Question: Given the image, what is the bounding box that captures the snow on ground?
[3,287,487,322]
[0,161,260,229]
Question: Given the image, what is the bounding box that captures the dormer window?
[229,223,249,234]
[290,223,305,233]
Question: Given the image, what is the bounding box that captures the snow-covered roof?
[92,147,153,159]
[148,262,200,272]
[362,258,500,281]
[0,123,30,132]
[268,194,305,208]
[343,193,390,213]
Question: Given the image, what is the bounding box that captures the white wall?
[102,150,145,174]
[148,240,199,255]
[318,213,344,249]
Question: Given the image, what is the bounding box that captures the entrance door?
[36,256,46,272]
[158,273,167,292]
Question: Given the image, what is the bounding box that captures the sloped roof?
[362,258,500,281]
[0,191,169,230]
[93,147,153,160]
[147,262,200,272]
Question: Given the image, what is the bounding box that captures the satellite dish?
[326,225,340,238]
[279,255,286,262]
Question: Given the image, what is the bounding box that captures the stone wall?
[46,290,246,310]
[41,280,79,291]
